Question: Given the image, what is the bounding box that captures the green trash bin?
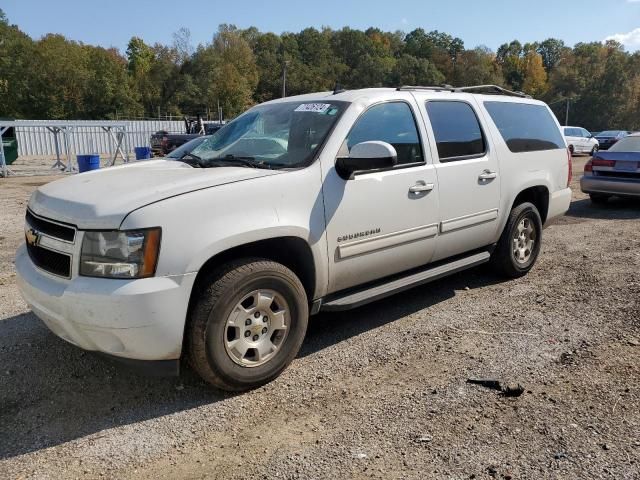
[1,125,18,166]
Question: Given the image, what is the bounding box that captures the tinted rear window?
[484,102,565,153]
[609,136,640,152]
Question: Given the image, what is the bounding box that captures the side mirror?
[336,141,398,179]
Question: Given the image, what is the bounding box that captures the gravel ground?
[1,158,639,480]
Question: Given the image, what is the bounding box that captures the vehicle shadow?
[0,266,505,460]
[0,312,229,460]
[564,197,640,220]
[300,266,505,358]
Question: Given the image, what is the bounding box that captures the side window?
[581,129,590,138]
[563,128,571,136]
[425,101,486,162]
[346,102,423,165]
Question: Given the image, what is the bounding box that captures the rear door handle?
[478,170,497,180]
[409,183,434,193]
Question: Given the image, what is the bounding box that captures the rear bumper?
[15,244,196,363]
[546,187,572,225]
[580,175,640,197]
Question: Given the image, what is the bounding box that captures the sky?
[3,0,640,53]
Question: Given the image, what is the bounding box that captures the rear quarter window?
[484,101,565,153]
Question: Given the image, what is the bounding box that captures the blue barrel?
[77,154,100,173]
[135,146,151,160]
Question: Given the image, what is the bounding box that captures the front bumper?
[15,244,196,363]
[580,175,640,197]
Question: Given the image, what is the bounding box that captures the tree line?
[1,9,639,131]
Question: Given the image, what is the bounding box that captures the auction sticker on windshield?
[295,103,331,113]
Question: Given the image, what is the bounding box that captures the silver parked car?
[581,133,640,204]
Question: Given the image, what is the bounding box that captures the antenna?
[333,83,346,95]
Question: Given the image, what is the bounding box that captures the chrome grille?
[25,210,77,279]
[26,210,75,242]
[26,243,71,278]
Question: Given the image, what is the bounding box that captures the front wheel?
[590,145,599,156]
[187,259,309,391]
[490,202,543,278]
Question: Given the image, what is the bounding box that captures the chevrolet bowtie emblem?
[25,227,40,247]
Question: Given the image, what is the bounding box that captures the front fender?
[120,165,330,298]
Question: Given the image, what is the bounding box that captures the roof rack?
[397,84,531,99]
[397,85,455,92]
[455,85,531,99]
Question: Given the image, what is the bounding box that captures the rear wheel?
[187,259,308,391]
[589,193,610,205]
[568,145,575,156]
[491,202,543,278]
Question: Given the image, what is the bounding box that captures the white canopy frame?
[0,121,132,177]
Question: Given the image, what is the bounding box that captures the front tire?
[187,259,308,391]
[491,202,543,278]
[590,145,599,156]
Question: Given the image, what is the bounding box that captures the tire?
[590,145,599,156]
[491,202,543,279]
[187,258,308,391]
[589,193,610,205]
[568,145,575,156]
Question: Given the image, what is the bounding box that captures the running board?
[321,251,491,312]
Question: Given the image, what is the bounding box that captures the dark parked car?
[581,133,640,204]
[165,135,209,159]
[150,120,224,157]
[594,130,631,150]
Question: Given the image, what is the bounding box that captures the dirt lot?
[1,158,639,480]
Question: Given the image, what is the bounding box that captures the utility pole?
[565,98,570,126]
[282,60,290,98]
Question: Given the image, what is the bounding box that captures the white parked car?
[564,126,599,156]
[16,86,572,391]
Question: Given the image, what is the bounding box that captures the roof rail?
[397,84,531,99]
[454,85,531,98]
[397,85,456,92]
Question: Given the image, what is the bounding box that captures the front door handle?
[478,170,497,181]
[409,183,434,194]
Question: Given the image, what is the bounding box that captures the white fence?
[14,120,184,157]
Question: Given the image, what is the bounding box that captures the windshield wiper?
[208,154,273,169]
[178,152,205,168]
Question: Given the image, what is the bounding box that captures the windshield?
[189,101,347,168]
[598,131,623,137]
[608,136,640,152]
[167,136,209,159]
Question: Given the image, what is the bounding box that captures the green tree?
[0,11,37,117]
[390,54,444,86]
[497,40,525,90]
[453,47,503,87]
[537,38,568,72]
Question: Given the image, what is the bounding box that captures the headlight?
[80,228,161,279]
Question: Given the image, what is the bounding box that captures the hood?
[28,160,281,229]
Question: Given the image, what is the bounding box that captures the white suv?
[16,86,572,391]
[564,126,599,156]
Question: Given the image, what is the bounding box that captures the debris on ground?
[467,378,525,397]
